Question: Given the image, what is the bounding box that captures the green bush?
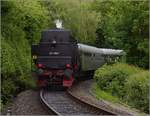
[1,79,16,104]
[94,63,141,98]
[16,74,37,90]
[125,71,149,113]
[1,0,48,107]
[94,63,149,113]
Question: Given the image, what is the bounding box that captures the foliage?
[1,0,48,105]
[1,79,16,104]
[125,71,149,113]
[92,83,120,103]
[92,82,147,115]
[44,0,99,45]
[94,63,141,98]
[92,0,149,68]
[94,63,149,113]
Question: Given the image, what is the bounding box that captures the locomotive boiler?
[32,22,124,88]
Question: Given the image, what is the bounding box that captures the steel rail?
[40,89,61,115]
[40,88,116,115]
[67,88,116,115]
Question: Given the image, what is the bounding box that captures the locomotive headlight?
[32,55,37,59]
[66,64,71,68]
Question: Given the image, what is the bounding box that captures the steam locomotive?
[32,23,124,88]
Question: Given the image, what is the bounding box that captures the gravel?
[1,79,142,115]
[68,80,141,116]
[42,90,103,115]
[2,90,49,115]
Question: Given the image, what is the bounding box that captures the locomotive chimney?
[54,19,63,29]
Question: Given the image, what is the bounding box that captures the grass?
[92,83,122,103]
[91,82,147,115]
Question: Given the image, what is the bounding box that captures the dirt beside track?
[2,90,50,115]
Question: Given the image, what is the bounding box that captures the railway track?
[40,89,115,115]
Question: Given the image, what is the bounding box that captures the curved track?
[40,89,115,115]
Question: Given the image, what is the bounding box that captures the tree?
[92,0,149,68]
[1,0,49,105]
[44,0,99,45]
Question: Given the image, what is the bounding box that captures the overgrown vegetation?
[125,71,149,113]
[92,0,149,68]
[1,0,49,106]
[1,0,149,110]
[94,63,149,113]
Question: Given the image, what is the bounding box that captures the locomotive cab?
[32,29,78,87]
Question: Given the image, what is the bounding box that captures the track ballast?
[40,89,115,115]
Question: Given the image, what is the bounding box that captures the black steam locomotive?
[32,26,124,88]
